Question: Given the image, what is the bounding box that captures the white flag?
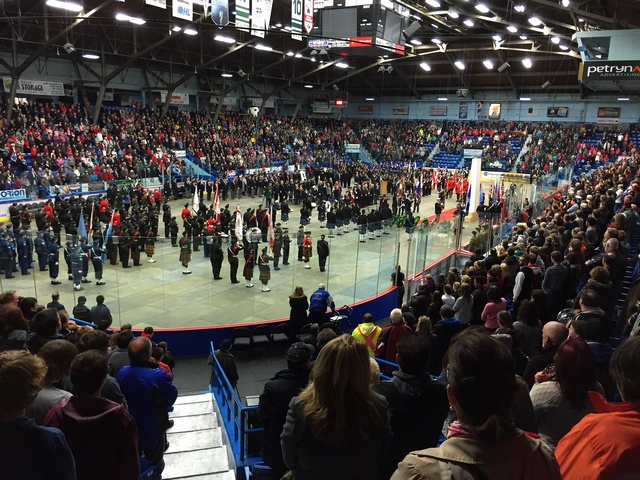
[235,204,243,240]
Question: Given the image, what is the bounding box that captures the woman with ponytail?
[392,329,561,480]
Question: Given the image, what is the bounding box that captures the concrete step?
[166,428,223,453]
[163,446,229,479]
[174,392,212,405]
[171,401,215,417]
[169,412,218,433]
[169,472,235,480]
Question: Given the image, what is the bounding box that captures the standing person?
[34,231,48,271]
[119,229,131,268]
[258,247,273,292]
[376,308,413,375]
[169,217,179,247]
[47,235,62,285]
[289,286,309,338]
[208,339,239,391]
[144,230,156,264]
[178,231,192,274]
[317,234,329,272]
[16,231,30,276]
[281,335,391,479]
[351,313,383,356]
[0,350,77,480]
[117,337,177,480]
[282,228,291,266]
[375,335,449,480]
[91,295,113,331]
[481,285,507,333]
[44,350,140,480]
[258,342,314,479]
[90,240,107,285]
[308,283,336,325]
[391,265,406,309]
[392,330,561,480]
[452,283,474,326]
[296,225,305,262]
[227,237,242,284]
[210,237,224,280]
[272,223,283,271]
[302,231,312,269]
[70,245,84,291]
[243,244,255,288]
[405,211,415,241]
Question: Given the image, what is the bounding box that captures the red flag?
[268,206,274,250]
[452,169,457,186]
[432,170,437,186]
[213,184,220,223]
[88,202,95,237]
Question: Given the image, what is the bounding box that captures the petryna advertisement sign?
[3,78,65,96]
[584,61,640,80]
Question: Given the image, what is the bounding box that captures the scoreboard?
[308,0,409,56]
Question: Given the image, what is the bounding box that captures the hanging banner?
[264,0,274,32]
[236,0,250,32]
[251,0,265,37]
[211,0,229,26]
[291,0,303,40]
[173,0,193,21]
[3,78,64,96]
[146,0,166,8]
[303,0,314,34]
[459,101,468,119]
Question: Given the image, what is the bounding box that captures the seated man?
[375,335,449,479]
[556,336,640,479]
[45,350,139,480]
[0,350,76,480]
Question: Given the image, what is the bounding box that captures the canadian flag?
[477,101,484,113]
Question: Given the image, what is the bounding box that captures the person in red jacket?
[555,336,640,479]
[375,308,412,374]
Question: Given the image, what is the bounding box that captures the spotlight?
[497,62,510,72]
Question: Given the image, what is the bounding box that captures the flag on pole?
[193,184,200,214]
[416,174,422,197]
[102,211,115,264]
[234,203,243,240]
[268,206,274,251]
[78,209,87,240]
[431,169,437,187]
[213,184,220,222]
[88,203,94,238]
[465,182,472,216]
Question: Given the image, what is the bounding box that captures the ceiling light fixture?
[172,26,182,32]
[255,44,273,51]
[295,53,302,58]
[336,61,349,68]
[528,16,542,26]
[559,44,569,50]
[438,97,448,101]
[448,10,459,19]
[46,0,83,12]
[492,34,502,41]
[561,0,570,6]
[304,84,313,88]
[483,59,494,69]
[183,28,197,35]
[425,0,441,7]
[475,3,490,13]
[432,38,442,44]
[420,62,431,71]
[82,53,99,60]
[463,19,475,27]
[520,34,528,40]
[454,61,465,70]
[514,4,525,12]
[520,96,531,101]
[366,97,375,101]
[551,36,560,44]
[507,25,518,33]
[410,39,423,45]
[618,97,630,101]
[286,51,294,57]
[221,73,233,78]
[215,35,235,43]
[497,61,510,72]
[522,58,533,68]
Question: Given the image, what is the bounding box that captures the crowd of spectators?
[0,292,177,480]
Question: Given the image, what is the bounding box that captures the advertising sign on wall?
[0,189,28,201]
[3,78,65,97]
[358,105,373,114]
[160,92,190,105]
[583,61,640,80]
[597,107,621,118]
[393,106,409,115]
[547,106,568,117]
[429,106,447,116]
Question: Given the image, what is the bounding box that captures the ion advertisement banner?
[3,78,64,96]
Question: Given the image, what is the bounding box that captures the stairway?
[163,393,236,480]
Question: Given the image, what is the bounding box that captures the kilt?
[281,212,289,221]
[259,269,271,283]
[145,244,155,256]
[302,245,312,259]
[179,251,191,265]
[243,264,254,279]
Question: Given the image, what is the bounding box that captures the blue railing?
[209,341,263,466]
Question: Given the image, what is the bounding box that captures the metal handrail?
[209,341,263,464]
